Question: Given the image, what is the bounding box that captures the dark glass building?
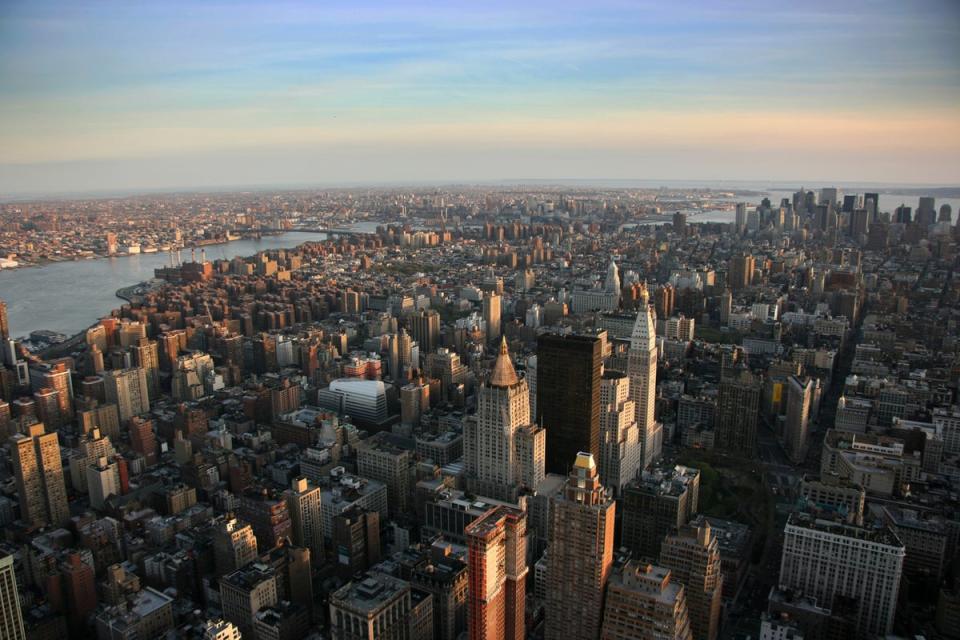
[536,333,601,474]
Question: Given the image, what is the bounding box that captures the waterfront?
[0,232,324,338]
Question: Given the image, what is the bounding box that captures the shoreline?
[0,232,292,273]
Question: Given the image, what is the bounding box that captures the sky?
[1,0,959,195]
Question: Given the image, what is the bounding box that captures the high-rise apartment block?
[600,562,693,640]
[131,338,160,400]
[220,564,279,638]
[410,309,441,354]
[622,465,701,561]
[10,422,70,528]
[356,431,417,517]
[0,299,8,342]
[465,505,527,640]
[332,506,381,579]
[598,370,641,496]
[660,523,723,640]
[715,368,761,456]
[129,416,158,466]
[545,453,616,640]
[482,293,501,342]
[86,456,121,511]
[728,254,755,290]
[213,516,259,576]
[103,367,150,422]
[285,477,325,565]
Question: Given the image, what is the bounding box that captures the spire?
[606,259,621,293]
[630,301,656,351]
[489,336,519,387]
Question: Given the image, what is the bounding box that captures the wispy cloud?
[0,0,958,188]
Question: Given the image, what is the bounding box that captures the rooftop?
[786,511,903,548]
[332,572,409,614]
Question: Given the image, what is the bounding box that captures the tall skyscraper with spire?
[465,338,545,501]
[545,452,616,640]
[628,286,661,469]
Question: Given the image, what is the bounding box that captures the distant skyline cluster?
[1,0,959,194]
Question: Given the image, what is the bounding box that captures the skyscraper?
[465,338,545,501]
[220,564,278,638]
[329,571,432,640]
[715,368,761,456]
[727,254,755,290]
[0,554,25,640]
[784,376,815,464]
[545,453,616,640]
[605,259,621,295]
[410,309,441,354]
[628,290,661,469]
[482,293,501,342]
[129,416,158,466]
[202,619,242,640]
[734,203,747,234]
[0,299,8,342]
[622,465,700,561]
[600,562,693,640]
[864,192,880,221]
[30,362,73,422]
[285,477,324,565]
[537,333,602,474]
[10,422,70,528]
[62,553,97,628]
[598,371,641,496]
[131,338,160,400]
[33,387,62,430]
[779,512,904,638]
[465,505,527,640]
[332,506,381,579]
[660,523,723,640]
[86,456,121,511]
[213,516,258,577]
[917,196,936,226]
[102,367,150,422]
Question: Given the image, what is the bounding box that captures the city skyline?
[0,2,959,638]
[2,0,959,194]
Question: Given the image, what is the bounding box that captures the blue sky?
[1,0,959,194]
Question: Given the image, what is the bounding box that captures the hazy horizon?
[2,0,959,194]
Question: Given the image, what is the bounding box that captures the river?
[0,232,325,339]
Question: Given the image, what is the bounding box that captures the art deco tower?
[465,338,544,501]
